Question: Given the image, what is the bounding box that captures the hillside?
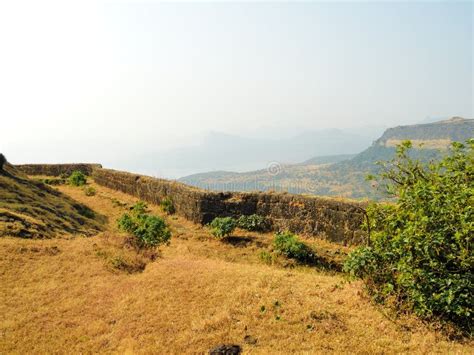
[120,127,383,178]
[180,117,474,199]
[1,176,471,353]
[0,161,104,238]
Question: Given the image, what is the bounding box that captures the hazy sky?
[1,0,472,165]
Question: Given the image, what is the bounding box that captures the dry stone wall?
[15,164,101,177]
[15,164,366,245]
[92,168,366,245]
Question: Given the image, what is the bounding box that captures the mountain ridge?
[179,117,474,199]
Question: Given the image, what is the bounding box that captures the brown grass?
[0,166,104,238]
[0,179,472,353]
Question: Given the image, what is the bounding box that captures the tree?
[344,140,473,332]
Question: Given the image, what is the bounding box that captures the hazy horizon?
[1,1,472,177]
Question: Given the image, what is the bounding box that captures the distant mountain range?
[122,126,385,178]
[179,117,474,199]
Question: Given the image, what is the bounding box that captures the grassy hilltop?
[0,165,472,353]
[0,162,103,238]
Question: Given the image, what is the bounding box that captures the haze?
[1,1,472,177]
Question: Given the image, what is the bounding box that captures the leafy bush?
[237,214,268,232]
[344,140,473,331]
[118,201,171,249]
[160,197,175,215]
[273,231,314,263]
[68,171,87,186]
[209,217,237,238]
[84,186,96,196]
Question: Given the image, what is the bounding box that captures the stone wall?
[15,164,101,177]
[14,164,367,244]
[93,168,366,245]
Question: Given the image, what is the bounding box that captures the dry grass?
[0,166,104,238]
[385,138,452,149]
[0,180,472,353]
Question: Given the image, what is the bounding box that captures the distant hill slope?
[0,162,104,238]
[301,154,356,166]
[122,126,384,178]
[180,117,474,199]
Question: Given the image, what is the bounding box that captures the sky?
[0,0,472,171]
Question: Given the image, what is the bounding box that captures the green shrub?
[68,171,87,186]
[237,214,268,232]
[209,217,237,238]
[160,197,175,215]
[84,186,96,196]
[38,177,66,185]
[131,201,148,215]
[118,201,171,249]
[344,140,474,331]
[273,231,314,263]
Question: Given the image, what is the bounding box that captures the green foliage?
[68,171,87,186]
[237,214,268,232]
[160,197,175,215]
[131,201,148,215]
[273,231,315,263]
[209,217,237,238]
[344,140,474,331]
[117,201,171,249]
[37,177,66,186]
[83,186,96,196]
[259,250,275,265]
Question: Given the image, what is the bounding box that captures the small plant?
[131,201,148,215]
[84,186,96,196]
[118,201,171,249]
[259,250,275,265]
[38,177,66,185]
[111,198,127,208]
[68,171,87,186]
[237,214,268,232]
[209,217,237,238]
[160,197,175,215]
[273,231,315,263]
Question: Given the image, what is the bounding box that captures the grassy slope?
[0,165,104,238]
[0,180,472,353]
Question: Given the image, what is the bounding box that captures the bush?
[237,214,268,232]
[38,177,66,186]
[344,140,474,331]
[68,171,87,186]
[209,217,237,238]
[118,201,171,249]
[84,186,96,196]
[273,231,314,263]
[160,197,175,215]
[130,201,148,215]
